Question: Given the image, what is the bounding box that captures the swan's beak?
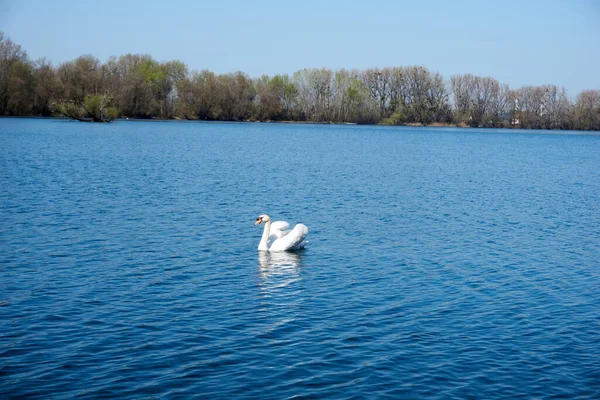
[255,217,263,225]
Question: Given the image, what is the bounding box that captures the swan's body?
[255,214,309,252]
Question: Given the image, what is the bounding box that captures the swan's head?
[255,214,270,225]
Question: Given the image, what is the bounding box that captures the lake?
[1,118,599,399]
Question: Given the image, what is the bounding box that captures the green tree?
[255,75,281,120]
[331,69,374,123]
[54,54,118,121]
[55,94,118,122]
[6,60,35,115]
[0,32,32,115]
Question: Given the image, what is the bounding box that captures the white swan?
[254,214,309,252]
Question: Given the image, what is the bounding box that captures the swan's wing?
[271,221,290,233]
[269,221,291,244]
[269,223,309,252]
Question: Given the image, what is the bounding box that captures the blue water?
[1,118,599,399]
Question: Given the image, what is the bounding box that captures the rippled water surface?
[1,119,600,399]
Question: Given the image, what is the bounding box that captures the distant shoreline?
[2,31,599,131]
[2,115,599,134]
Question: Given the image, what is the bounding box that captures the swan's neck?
[258,220,271,251]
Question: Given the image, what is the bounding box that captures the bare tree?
[574,90,600,131]
[487,83,511,127]
[185,70,219,120]
[401,66,450,124]
[216,71,256,121]
[517,86,547,129]
[361,68,392,118]
[450,73,477,124]
[32,58,60,115]
[388,67,407,116]
[57,55,102,103]
[542,85,572,129]
[292,68,333,122]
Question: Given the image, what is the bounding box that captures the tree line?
[1,32,599,130]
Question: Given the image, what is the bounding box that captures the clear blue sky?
[2,0,599,96]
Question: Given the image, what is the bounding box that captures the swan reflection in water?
[257,250,304,285]
[256,251,306,329]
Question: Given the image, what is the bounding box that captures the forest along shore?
[1,31,599,130]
